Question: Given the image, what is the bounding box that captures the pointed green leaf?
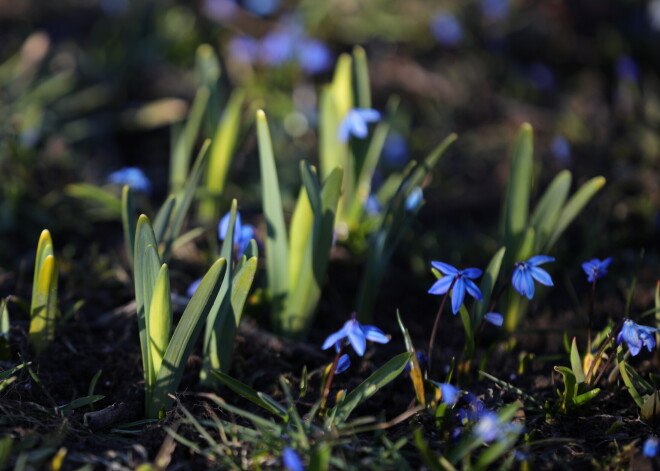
[210,370,288,419]
[148,264,172,384]
[32,230,53,306]
[474,247,506,322]
[530,170,571,252]
[397,310,425,406]
[29,255,57,353]
[122,185,137,266]
[570,337,585,383]
[153,194,176,245]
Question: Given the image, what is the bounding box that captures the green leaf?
[64,183,122,217]
[573,388,600,407]
[0,299,9,360]
[210,371,288,419]
[474,247,506,323]
[32,230,54,307]
[554,366,577,410]
[256,110,289,327]
[148,264,172,384]
[641,391,660,425]
[396,310,425,406]
[162,139,211,261]
[29,254,58,353]
[352,46,371,109]
[199,89,245,224]
[121,185,137,266]
[570,337,585,384]
[58,395,105,416]
[530,170,571,252]
[151,258,227,418]
[332,352,411,422]
[500,123,533,246]
[309,443,331,471]
[413,428,451,471]
[545,176,606,251]
[153,194,176,245]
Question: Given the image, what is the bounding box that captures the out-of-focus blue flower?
[644,437,659,457]
[551,135,571,163]
[260,30,297,66]
[475,412,501,442]
[484,313,504,327]
[512,255,554,300]
[582,257,613,283]
[428,262,483,314]
[382,132,409,167]
[322,314,389,356]
[100,0,128,16]
[481,0,509,22]
[528,62,555,91]
[405,187,423,212]
[297,39,332,74]
[616,55,639,82]
[228,35,260,64]
[244,0,279,16]
[430,12,463,47]
[187,278,202,297]
[458,393,487,424]
[365,194,381,215]
[335,354,350,374]
[439,383,460,405]
[203,0,238,20]
[617,319,659,356]
[218,211,255,256]
[108,167,152,194]
[282,447,304,471]
[338,108,381,142]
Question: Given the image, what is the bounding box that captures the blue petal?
[440,383,460,405]
[355,108,381,122]
[644,438,659,458]
[431,261,458,275]
[349,113,368,138]
[527,255,554,266]
[529,266,554,287]
[335,354,351,374]
[484,312,504,326]
[462,268,483,279]
[282,447,304,471]
[187,278,202,297]
[337,118,352,143]
[451,277,466,314]
[347,321,367,356]
[465,279,483,301]
[362,325,390,344]
[428,275,453,295]
[322,328,347,350]
[512,268,533,299]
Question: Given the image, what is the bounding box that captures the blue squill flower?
[260,30,297,66]
[484,312,504,326]
[475,411,522,443]
[405,187,423,212]
[512,255,554,300]
[244,0,279,16]
[335,354,350,374]
[382,132,409,167]
[430,12,463,47]
[108,167,152,194]
[582,257,612,283]
[282,447,304,471]
[218,211,255,256]
[428,262,483,314]
[187,278,202,297]
[644,437,659,458]
[439,383,460,405]
[322,314,389,356]
[617,319,659,356]
[338,108,381,143]
[297,39,332,74]
[551,135,571,163]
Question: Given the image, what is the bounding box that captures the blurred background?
[1,0,659,326]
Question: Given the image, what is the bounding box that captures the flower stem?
[320,340,345,410]
[427,278,456,377]
[587,279,596,350]
[585,319,623,386]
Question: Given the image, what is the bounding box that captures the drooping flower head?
[484,312,504,327]
[617,319,659,356]
[644,437,659,458]
[512,255,555,300]
[108,167,152,194]
[335,354,350,374]
[322,314,389,356]
[428,261,483,314]
[338,108,381,143]
[218,211,255,257]
[582,257,613,283]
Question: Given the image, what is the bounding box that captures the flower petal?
[347,322,367,356]
[484,312,504,326]
[465,279,483,301]
[431,261,458,275]
[322,328,347,350]
[530,266,554,287]
[337,118,352,143]
[362,325,390,344]
[527,255,554,266]
[462,268,483,279]
[349,113,368,138]
[428,275,453,295]
[512,268,533,299]
[335,354,351,374]
[451,277,466,314]
[355,108,381,122]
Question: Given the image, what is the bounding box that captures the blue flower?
[404,352,428,373]
[108,167,152,194]
[582,257,613,283]
[244,0,279,16]
[644,437,659,458]
[297,39,332,74]
[187,278,202,297]
[260,29,297,66]
[364,194,381,215]
[475,412,522,443]
[430,12,463,47]
[282,447,304,471]
[512,255,555,300]
[428,262,483,314]
[439,383,460,405]
[228,35,260,64]
[617,319,659,356]
[218,211,255,257]
[322,315,389,356]
[335,354,350,374]
[484,312,504,327]
[338,108,381,143]
[551,135,571,164]
[382,132,409,167]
